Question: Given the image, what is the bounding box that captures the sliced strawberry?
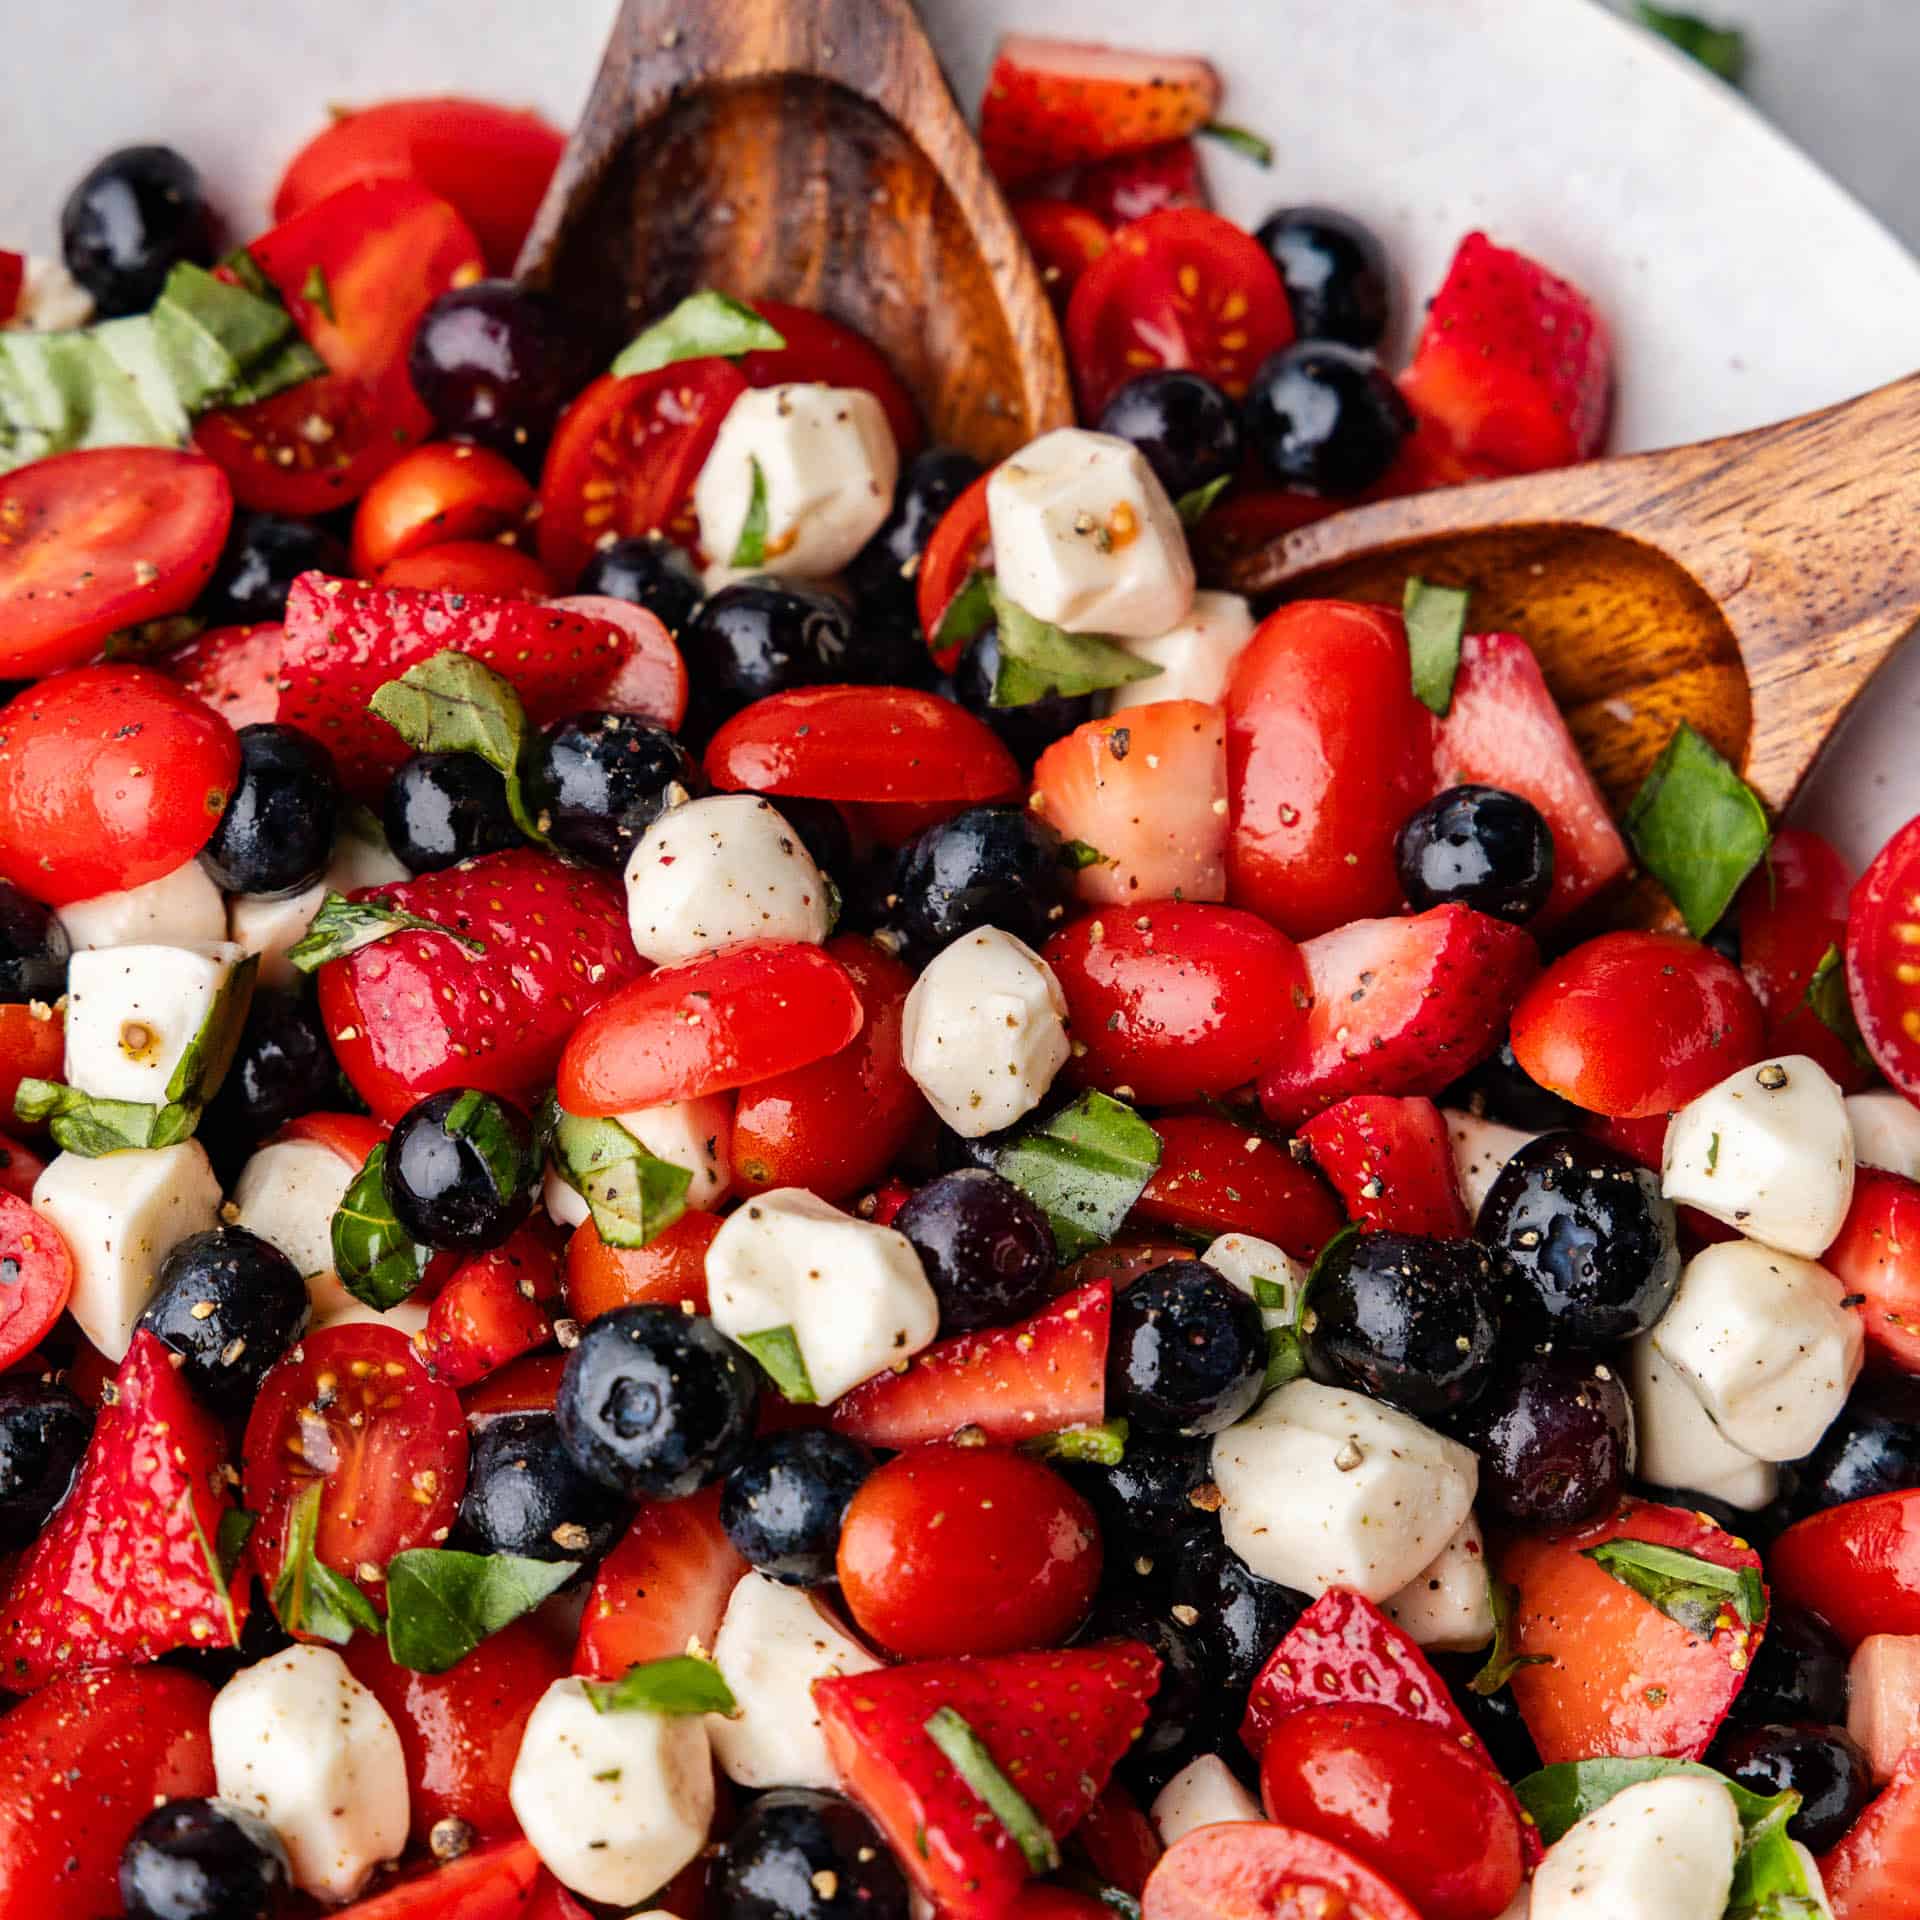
[573,1484,747,1679]
[1434,632,1629,922]
[1400,233,1612,475]
[1258,905,1539,1128]
[0,253,23,327]
[1820,1168,1920,1378]
[418,1215,564,1388]
[1821,1748,1920,1919]
[547,593,688,734]
[1031,702,1227,906]
[1130,1111,1344,1261]
[0,1330,246,1688]
[830,1282,1110,1449]
[1069,140,1209,226]
[161,621,285,730]
[1076,1779,1164,1897]
[1297,1095,1470,1237]
[980,38,1222,187]
[815,1641,1161,1920]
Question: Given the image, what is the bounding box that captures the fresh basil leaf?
[1025,1419,1129,1466]
[1199,121,1275,167]
[1469,1575,1550,1696]
[183,1489,241,1648]
[149,262,325,414]
[583,1653,739,1716]
[1251,1276,1290,1312]
[13,1078,199,1155]
[1175,473,1233,527]
[300,263,335,323]
[1404,576,1469,716]
[1803,943,1873,1071]
[1515,1755,1796,1848]
[269,1480,383,1645]
[934,570,996,652]
[385,1549,578,1674]
[1624,721,1772,937]
[165,951,259,1107]
[331,1144,433,1311]
[442,1089,532,1208]
[988,581,1160,707]
[103,613,206,660]
[736,1325,817,1405]
[1296,1222,1360,1333]
[1581,1535,1766,1637]
[995,1091,1163,1259]
[547,1108,692,1250]
[1635,4,1746,82]
[217,1508,257,1585]
[0,323,183,472]
[609,291,787,377]
[220,247,275,300]
[923,1706,1061,1873]
[730,457,771,568]
[1058,839,1111,872]
[288,890,488,973]
[1262,1327,1307,1393]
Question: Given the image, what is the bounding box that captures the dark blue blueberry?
[1795,1370,1920,1510]
[1454,1346,1631,1526]
[718,1788,909,1920]
[1097,1593,1220,1795]
[199,991,340,1185]
[1244,341,1413,495]
[895,1169,1056,1333]
[383,752,520,874]
[575,533,705,633]
[847,446,985,617]
[1098,370,1243,502]
[62,145,214,317]
[1733,1607,1851,1728]
[1396,785,1555,923]
[1074,1432,1217,1547]
[1714,1723,1874,1852]
[1255,207,1393,349]
[1170,1535,1310,1693]
[721,1429,876,1586]
[459,1411,626,1564]
[201,513,348,627]
[384,1088,535,1252]
[136,1228,308,1416]
[0,1376,91,1552]
[203,724,340,897]
[892,804,1066,960]
[1110,1261,1267,1436]
[0,881,69,1003]
[944,627,1092,766]
[119,1796,291,1920]
[1440,1038,1582,1132]
[525,713,698,871]
[679,582,857,740]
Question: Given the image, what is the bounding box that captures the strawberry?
[1075,1779,1163,1896]
[418,1215,564,1388]
[0,1331,247,1689]
[162,621,285,730]
[1435,632,1630,922]
[1069,139,1209,225]
[815,1641,1161,1920]
[980,38,1222,187]
[1400,233,1613,475]
[573,1485,747,1679]
[1258,904,1540,1128]
[830,1282,1110,1449]
[315,846,644,1122]
[1822,1749,1920,1918]
[1297,1095,1471,1238]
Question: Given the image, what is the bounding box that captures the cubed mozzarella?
[326,829,411,895]
[1495,1888,1531,1920]
[706,1187,939,1404]
[707,1573,881,1789]
[1150,1754,1262,1846]
[1211,1380,1478,1601]
[64,941,249,1104]
[1848,1090,1920,1179]
[624,794,832,967]
[1444,1110,1538,1218]
[1628,1337,1777,1511]
[1650,1239,1863,1461]
[1530,1775,1739,1920]
[693,384,898,580]
[900,927,1070,1137]
[1847,1634,1920,1782]
[1382,1511,1495,1651]
[544,1165,592,1230]
[1662,1054,1854,1256]
[1109,592,1255,711]
[986,428,1196,641]
[33,1141,221,1359]
[1201,1232,1305,1331]
[228,880,326,992]
[1792,1845,1837,1919]
[231,1136,354,1285]
[612,1095,734,1211]
[13,255,95,331]
[56,858,226,951]
[211,1644,409,1904]
[509,1675,715,1906]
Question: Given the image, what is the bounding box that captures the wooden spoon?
[515,0,1073,461]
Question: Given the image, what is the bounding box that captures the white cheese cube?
[326,828,411,896]
[612,1095,734,1211]
[1792,1845,1837,1920]
[210,1644,409,1904]
[708,1573,881,1789]
[13,255,95,332]
[1150,1755,1262,1846]
[706,1187,939,1404]
[1382,1510,1495,1652]
[1201,1231,1305,1331]
[231,1135,355,1285]
[64,941,249,1105]
[509,1675,714,1907]
[228,881,326,993]
[1848,1090,1920,1179]
[1444,1110,1539,1218]
[986,428,1195,641]
[1848,1634,1920,1782]
[33,1141,221,1360]
[693,384,898,580]
[544,1165,592,1230]
[1628,1336,1778,1511]
[1530,1775,1739,1920]
[900,927,1070,1137]
[1495,1886,1531,1920]
[1211,1380,1478,1602]
[1650,1239,1863,1461]
[1109,592,1255,711]
[1663,1054,1855,1256]
[56,858,226,952]
[624,794,832,967]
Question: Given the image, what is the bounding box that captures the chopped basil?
[1296,1223,1359,1331]
[0,324,182,472]
[609,291,786,377]
[384,1549,578,1674]
[103,613,207,660]
[923,1706,1060,1873]
[1262,1326,1307,1393]
[583,1653,739,1717]
[1635,5,1746,83]
[1025,1419,1129,1466]
[288,890,488,973]
[935,570,997,654]
[1624,721,1771,937]
[331,1144,434,1312]
[1404,576,1469,716]
[220,247,275,300]
[1174,473,1233,527]
[1469,1575,1549,1696]
[1581,1536,1767,1638]
[270,1480,383,1645]
[149,262,326,415]
[443,1089,532,1208]
[994,1091,1163,1259]
[731,457,771,568]
[1251,1276,1290,1312]
[545,1105,692,1250]
[1804,943,1873,1071]
[300,263,335,323]
[166,951,259,1107]
[988,581,1160,707]
[1058,839,1111,872]
[183,1491,241,1648]
[736,1325,817,1405]
[1198,121,1275,167]
[13,1079,199,1155]
[216,1508,257,1585]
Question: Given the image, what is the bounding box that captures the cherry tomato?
[1131,1112,1348,1261]
[273,1109,389,1167]
[419,1216,563,1388]
[0,1194,74,1374]
[547,593,689,733]
[0,252,21,325]
[1070,140,1210,226]
[163,620,284,730]
[1078,1781,1164,1899]
[461,1351,567,1425]
[538,361,749,587]
[1142,1823,1424,1920]
[351,441,536,575]
[1824,1168,1920,1373]
[1848,815,1920,1102]
[0,1001,64,1139]
[1066,207,1294,419]
[195,373,418,517]
[0,1137,48,1202]
[1258,1705,1523,1920]
[1509,931,1767,1119]
[378,539,554,596]
[738,300,925,458]
[1771,1489,1920,1648]
[0,665,240,906]
[244,1323,468,1605]
[836,1445,1102,1659]
[565,1209,721,1322]
[916,470,993,666]
[1013,198,1112,313]
[0,447,232,676]
[323,1837,543,1920]
[1062,1235,1201,1291]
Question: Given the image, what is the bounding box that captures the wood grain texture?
[516,0,1072,460]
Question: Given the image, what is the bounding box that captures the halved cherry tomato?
[273,1110,390,1167]
[1142,1822,1424,1920]
[1131,1112,1345,1260]
[195,373,418,517]
[1078,1781,1164,1899]
[1509,931,1766,1119]
[1063,1235,1200,1291]
[739,300,925,458]
[244,1323,467,1605]
[547,593,689,731]
[0,1002,64,1140]
[0,448,232,676]
[378,539,553,596]
[1013,198,1112,313]
[418,1215,563,1387]
[462,1351,567,1425]
[1065,208,1294,419]
[0,1194,75,1374]
[162,621,284,729]
[1771,1489,1920,1648]
[0,665,240,906]
[0,1137,48,1202]
[1849,815,1920,1102]
[327,1837,544,1920]
[538,361,748,587]
[0,252,22,325]
[351,442,536,575]
[917,470,993,666]
[1824,1169,1920,1373]
[565,1209,721,1322]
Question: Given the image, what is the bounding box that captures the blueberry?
[1794,1370,1920,1510]
[558,1304,758,1500]
[0,880,69,1003]
[202,725,340,897]
[944,626,1093,766]
[1244,342,1413,495]
[764,796,854,886]
[61,145,215,317]
[1074,1432,1218,1547]
[721,1429,876,1586]
[1704,915,1743,968]
[1396,785,1555,923]
[136,1228,309,1416]
[0,1377,92,1552]
[576,536,705,635]
[1734,1606,1850,1728]
[384,1088,536,1252]
[1097,371,1243,502]
[1110,1261,1267,1436]
[679,581,857,739]
[1439,1038,1582,1132]
[847,447,985,616]
[459,1411,626,1564]
[1454,1347,1631,1526]
[524,713,699,870]
[718,1788,910,1920]
[1096,1594,1219,1794]
[891,805,1067,960]
[1714,1722,1874,1852]
[1170,1535,1310,1693]
[1255,207,1392,349]
[894,1169,1056,1333]
[119,1796,291,1920]
[1429,1650,1544,1782]
[383,753,520,874]
[198,991,340,1179]
[201,514,349,627]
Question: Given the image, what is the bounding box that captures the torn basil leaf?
[384,1549,578,1674]
[988,581,1160,707]
[731,457,771,568]
[1581,1536,1767,1638]
[165,951,259,1108]
[331,1143,433,1312]
[1025,1420,1129,1467]
[923,1706,1060,1873]
[288,890,488,973]
[216,1508,257,1585]
[1624,722,1771,937]
[610,291,786,377]
[269,1480,383,1646]
[1404,576,1468,716]
[1803,944,1873,1072]
[442,1089,533,1208]
[934,570,996,654]
[1174,473,1233,527]
[1469,1575,1550,1696]
[736,1325,817,1405]
[1635,5,1746,82]
[149,261,326,415]
[13,1079,199,1155]
[584,1653,739,1717]
[1058,839,1111,872]
[995,1091,1163,1259]
[0,323,183,472]
[546,1106,692,1250]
